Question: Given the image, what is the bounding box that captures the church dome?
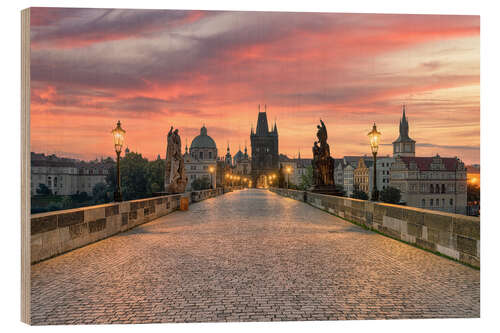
[190,126,217,149]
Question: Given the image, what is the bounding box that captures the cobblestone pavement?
[31,189,479,325]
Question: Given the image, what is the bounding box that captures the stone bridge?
[30,189,479,325]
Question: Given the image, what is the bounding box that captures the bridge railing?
[31,187,233,264]
[270,188,480,268]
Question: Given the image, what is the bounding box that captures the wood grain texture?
[21,7,31,325]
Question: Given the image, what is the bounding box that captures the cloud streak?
[29,8,480,164]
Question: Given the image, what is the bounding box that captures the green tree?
[72,191,90,202]
[92,182,109,204]
[120,152,151,200]
[36,183,52,196]
[380,186,401,204]
[191,176,211,190]
[61,196,74,209]
[298,166,313,190]
[351,188,369,200]
[147,157,165,194]
[105,163,117,191]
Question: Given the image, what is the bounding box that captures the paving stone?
[31,189,479,325]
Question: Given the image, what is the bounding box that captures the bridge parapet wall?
[270,188,480,268]
[31,188,227,264]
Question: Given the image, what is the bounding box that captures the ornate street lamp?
[286,166,292,189]
[111,120,125,202]
[368,123,381,201]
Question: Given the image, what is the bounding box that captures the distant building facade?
[353,157,373,195]
[233,145,251,177]
[340,156,370,197]
[388,106,467,214]
[337,155,393,197]
[376,156,395,191]
[390,155,467,214]
[31,152,112,196]
[184,125,218,190]
[250,106,279,187]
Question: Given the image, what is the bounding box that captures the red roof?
[399,156,460,171]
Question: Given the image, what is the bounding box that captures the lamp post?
[111,120,125,202]
[209,166,215,189]
[368,123,381,201]
[286,166,292,189]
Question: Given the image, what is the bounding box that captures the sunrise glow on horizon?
[30,8,480,164]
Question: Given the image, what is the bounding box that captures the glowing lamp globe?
[368,123,381,154]
[111,120,126,153]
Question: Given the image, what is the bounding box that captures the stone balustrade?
[31,188,228,264]
[270,188,480,268]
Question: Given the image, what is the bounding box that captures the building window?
[430,184,434,193]
[430,199,433,207]
[422,199,425,207]
[441,184,445,193]
[435,198,439,207]
[450,198,453,206]
[209,151,212,159]
[442,198,445,207]
[199,152,204,159]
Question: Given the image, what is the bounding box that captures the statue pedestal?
[310,185,344,196]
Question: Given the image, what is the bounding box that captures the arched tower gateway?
[250,105,279,187]
[393,105,416,157]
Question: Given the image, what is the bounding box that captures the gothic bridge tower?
[250,104,279,187]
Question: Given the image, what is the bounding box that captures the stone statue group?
[164,126,187,194]
[312,119,336,188]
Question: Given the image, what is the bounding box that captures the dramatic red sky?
[30,8,480,164]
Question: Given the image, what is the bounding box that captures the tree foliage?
[92,182,109,203]
[105,152,166,201]
[191,176,211,190]
[36,183,52,196]
[351,188,369,200]
[380,186,401,204]
[147,157,165,194]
